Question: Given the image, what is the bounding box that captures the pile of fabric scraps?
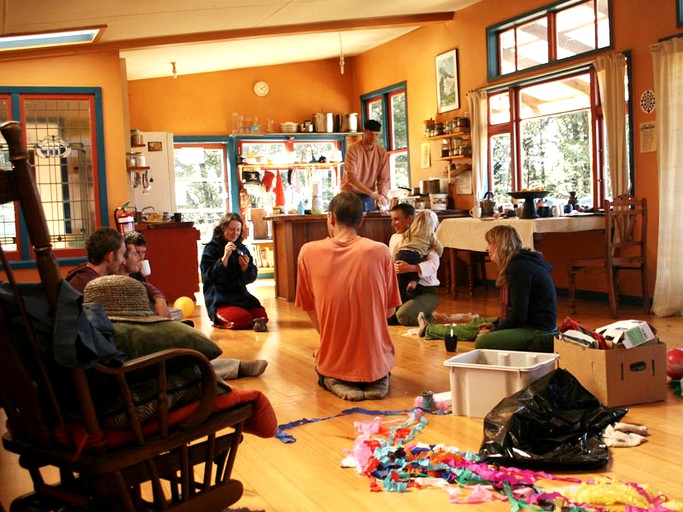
[340,412,683,511]
[602,422,650,448]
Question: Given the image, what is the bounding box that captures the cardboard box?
[595,319,657,349]
[444,349,559,418]
[554,337,667,407]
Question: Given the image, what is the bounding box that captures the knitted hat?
[364,119,381,132]
[83,275,170,323]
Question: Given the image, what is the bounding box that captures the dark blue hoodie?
[496,250,557,332]
[200,236,261,322]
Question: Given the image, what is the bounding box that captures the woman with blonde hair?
[474,225,557,351]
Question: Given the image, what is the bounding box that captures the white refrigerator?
[130,131,176,215]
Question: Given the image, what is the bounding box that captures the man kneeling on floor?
[295,192,401,401]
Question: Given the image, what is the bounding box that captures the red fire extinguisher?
[114,202,135,234]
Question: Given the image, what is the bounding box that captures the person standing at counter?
[388,203,441,326]
[341,119,390,212]
[201,213,268,331]
[296,192,401,401]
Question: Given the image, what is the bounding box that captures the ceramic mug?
[469,206,482,219]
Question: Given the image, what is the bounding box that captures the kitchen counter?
[266,210,465,301]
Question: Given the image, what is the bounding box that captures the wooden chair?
[0,121,265,512]
[567,194,649,319]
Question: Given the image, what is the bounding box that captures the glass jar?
[130,129,143,146]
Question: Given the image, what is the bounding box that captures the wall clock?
[640,89,655,114]
[253,81,269,97]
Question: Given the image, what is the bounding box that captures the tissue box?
[554,337,667,407]
[595,319,657,349]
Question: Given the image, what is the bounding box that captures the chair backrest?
[0,120,100,450]
[604,194,647,262]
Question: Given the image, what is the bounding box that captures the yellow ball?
[173,296,195,319]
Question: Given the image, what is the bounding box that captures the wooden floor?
[2,279,682,511]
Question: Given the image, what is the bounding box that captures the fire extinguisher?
[114,202,135,234]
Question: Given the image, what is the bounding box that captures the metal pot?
[313,112,334,133]
[336,113,358,132]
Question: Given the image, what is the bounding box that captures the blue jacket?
[496,250,557,332]
[200,236,261,322]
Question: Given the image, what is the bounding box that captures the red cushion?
[53,386,277,450]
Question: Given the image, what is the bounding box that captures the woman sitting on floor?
[419,225,557,352]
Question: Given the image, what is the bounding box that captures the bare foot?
[417,311,429,337]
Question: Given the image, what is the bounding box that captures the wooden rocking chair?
[0,121,273,511]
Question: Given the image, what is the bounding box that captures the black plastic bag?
[478,368,627,470]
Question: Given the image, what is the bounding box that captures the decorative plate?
[640,89,655,114]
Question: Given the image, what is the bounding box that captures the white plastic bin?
[443,349,559,418]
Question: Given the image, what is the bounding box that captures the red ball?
[666,347,683,379]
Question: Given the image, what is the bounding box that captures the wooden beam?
[0,12,455,62]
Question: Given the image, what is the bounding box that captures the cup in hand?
[444,333,458,352]
[140,259,151,276]
[469,205,482,219]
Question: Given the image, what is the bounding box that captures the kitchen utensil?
[469,206,482,218]
[313,112,334,133]
[337,113,358,132]
[480,191,496,217]
[280,121,298,133]
[508,190,550,219]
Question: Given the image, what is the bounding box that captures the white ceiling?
[1,0,482,80]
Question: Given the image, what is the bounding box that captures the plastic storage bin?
[444,349,559,418]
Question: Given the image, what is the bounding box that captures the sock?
[238,359,269,377]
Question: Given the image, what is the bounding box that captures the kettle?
[480,191,496,217]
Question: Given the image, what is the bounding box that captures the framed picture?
[435,48,460,113]
[147,141,163,152]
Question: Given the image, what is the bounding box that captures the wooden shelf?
[439,155,472,161]
[238,163,344,169]
[127,166,150,172]
[425,131,471,141]
[131,143,146,148]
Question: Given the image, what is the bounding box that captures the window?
[488,0,611,79]
[174,143,229,243]
[488,65,630,209]
[236,137,343,211]
[361,82,410,190]
[1,88,106,263]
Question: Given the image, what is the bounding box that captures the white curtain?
[594,53,628,197]
[651,37,683,317]
[467,89,488,201]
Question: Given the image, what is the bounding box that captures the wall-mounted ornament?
[640,89,655,114]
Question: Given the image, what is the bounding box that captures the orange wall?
[128,59,355,134]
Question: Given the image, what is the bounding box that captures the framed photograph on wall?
[435,48,460,113]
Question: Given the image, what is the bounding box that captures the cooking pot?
[313,112,334,133]
[336,113,358,132]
